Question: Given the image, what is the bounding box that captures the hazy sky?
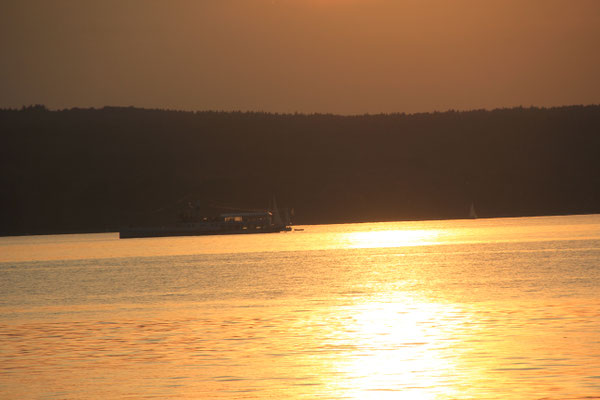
[1,0,599,114]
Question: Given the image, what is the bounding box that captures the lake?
[1,215,599,399]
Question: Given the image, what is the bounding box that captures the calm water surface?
[1,215,599,399]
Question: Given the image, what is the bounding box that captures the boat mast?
[271,196,283,226]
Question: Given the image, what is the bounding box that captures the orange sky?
[1,0,599,114]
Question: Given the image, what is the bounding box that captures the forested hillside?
[1,105,599,235]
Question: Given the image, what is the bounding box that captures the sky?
[1,0,599,115]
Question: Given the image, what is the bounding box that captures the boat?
[119,199,292,239]
[469,202,478,219]
[120,211,291,239]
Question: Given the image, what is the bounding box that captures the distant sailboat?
[469,202,478,219]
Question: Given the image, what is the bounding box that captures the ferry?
[119,211,291,239]
[119,199,292,239]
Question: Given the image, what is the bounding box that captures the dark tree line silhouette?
[1,105,599,235]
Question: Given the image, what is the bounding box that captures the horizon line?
[4,103,600,118]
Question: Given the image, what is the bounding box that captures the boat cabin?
[220,212,273,224]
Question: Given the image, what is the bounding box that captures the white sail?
[469,202,478,219]
[271,196,283,226]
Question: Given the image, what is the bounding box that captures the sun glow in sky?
[1,0,599,113]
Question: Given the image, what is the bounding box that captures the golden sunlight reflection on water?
[343,228,443,248]
[322,296,463,399]
[1,215,599,398]
[2,214,598,263]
